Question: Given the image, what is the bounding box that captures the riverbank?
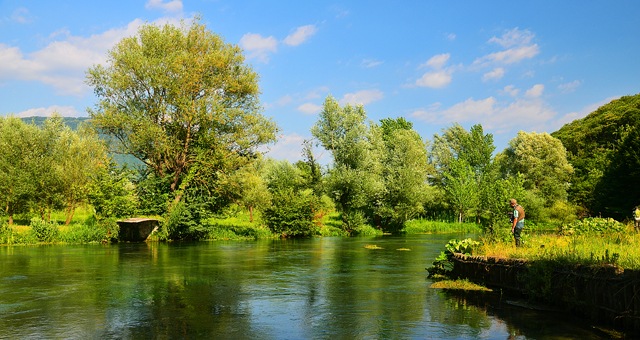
[450,253,640,336]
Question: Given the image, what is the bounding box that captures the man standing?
[510,199,525,247]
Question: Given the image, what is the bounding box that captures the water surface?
[0,235,609,339]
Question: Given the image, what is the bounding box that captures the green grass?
[402,219,482,234]
[479,224,640,270]
[430,279,492,291]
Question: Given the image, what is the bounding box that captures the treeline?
[1,19,638,241]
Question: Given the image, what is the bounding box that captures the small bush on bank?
[426,238,481,278]
[263,188,318,238]
[30,217,59,243]
[203,217,274,240]
[352,224,383,237]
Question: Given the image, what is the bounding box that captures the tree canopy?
[86,19,277,208]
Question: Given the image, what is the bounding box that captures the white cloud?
[472,28,539,69]
[445,33,456,41]
[283,25,317,46]
[489,28,534,48]
[525,84,544,98]
[473,44,539,67]
[339,89,384,106]
[11,7,33,24]
[415,53,454,88]
[16,105,81,118]
[412,95,556,134]
[420,53,450,70]
[298,102,322,115]
[558,80,582,93]
[145,0,183,13]
[415,70,452,88]
[501,85,520,97]
[361,59,383,68]
[0,19,144,96]
[239,33,278,63]
[304,86,330,100]
[483,67,505,81]
[261,133,306,163]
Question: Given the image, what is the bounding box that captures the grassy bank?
[478,220,640,270]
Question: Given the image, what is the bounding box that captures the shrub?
[352,224,383,237]
[558,217,624,236]
[30,217,59,242]
[427,238,480,278]
[263,188,318,238]
[0,223,14,244]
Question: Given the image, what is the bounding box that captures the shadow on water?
[0,236,624,339]
[437,288,624,339]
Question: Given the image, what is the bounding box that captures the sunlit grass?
[478,225,640,270]
[403,219,482,234]
[430,279,492,291]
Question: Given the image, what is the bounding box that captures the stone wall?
[116,218,159,242]
[450,253,640,335]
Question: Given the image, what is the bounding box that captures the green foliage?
[135,172,171,216]
[203,216,274,240]
[351,224,383,237]
[552,94,640,219]
[402,219,481,234]
[164,201,200,240]
[377,125,431,231]
[558,217,624,236]
[499,131,573,206]
[312,96,385,231]
[88,162,139,219]
[0,223,14,244]
[445,238,481,256]
[59,217,119,244]
[30,217,59,243]
[0,116,108,225]
[478,167,525,234]
[87,18,277,220]
[263,189,318,238]
[427,238,480,277]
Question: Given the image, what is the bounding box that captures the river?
[0,235,611,339]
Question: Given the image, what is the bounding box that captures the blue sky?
[1,1,639,163]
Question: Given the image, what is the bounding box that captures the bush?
[558,217,624,236]
[352,224,383,237]
[30,217,59,242]
[427,238,480,277]
[263,188,318,237]
[0,223,13,244]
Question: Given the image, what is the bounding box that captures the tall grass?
[402,219,482,234]
[479,224,640,270]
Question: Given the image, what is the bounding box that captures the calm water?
[0,235,610,339]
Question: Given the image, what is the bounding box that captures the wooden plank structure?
[116,218,159,242]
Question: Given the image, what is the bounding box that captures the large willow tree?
[86,20,277,208]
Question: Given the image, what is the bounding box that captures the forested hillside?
[552,94,640,220]
[21,116,89,130]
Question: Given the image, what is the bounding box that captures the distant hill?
[21,116,91,130]
[551,93,640,219]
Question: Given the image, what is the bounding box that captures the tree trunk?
[249,206,254,223]
[65,202,76,225]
